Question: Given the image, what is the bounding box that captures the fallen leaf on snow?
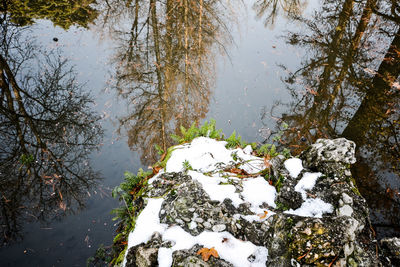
[227,168,249,176]
[197,247,219,262]
[257,210,268,219]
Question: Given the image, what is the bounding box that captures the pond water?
[0,0,399,266]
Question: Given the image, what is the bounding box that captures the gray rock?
[212,224,226,232]
[123,138,385,267]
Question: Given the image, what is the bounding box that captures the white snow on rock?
[122,198,269,267]
[243,145,253,155]
[158,226,269,267]
[189,170,243,207]
[165,137,265,174]
[231,148,265,174]
[165,137,233,173]
[242,177,277,211]
[123,137,339,266]
[123,198,166,266]
[284,158,303,178]
[285,198,333,218]
[294,172,322,200]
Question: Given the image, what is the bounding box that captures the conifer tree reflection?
[0,18,103,243]
[265,0,400,237]
[99,0,233,164]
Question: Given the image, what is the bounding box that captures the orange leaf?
[257,210,268,219]
[264,155,271,168]
[229,168,249,176]
[59,201,66,211]
[153,165,162,175]
[306,88,318,96]
[197,247,219,262]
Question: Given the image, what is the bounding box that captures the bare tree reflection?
[0,17,103,243]
[262,0,400,237]
[253,0,307,28]
[97,0,234,164]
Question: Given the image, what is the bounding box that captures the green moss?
[348,177,362,196]
[347,257,358,267]
[276,201,290,211]
[275,175,285,192]
[113,246,127,266]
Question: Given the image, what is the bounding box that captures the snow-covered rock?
[121,137,379,266]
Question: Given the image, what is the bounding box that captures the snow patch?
[189,171,243,208]
[159,226,269,267]
[165,137,232,173]
[165,137,266,174]
[123,198,166,266]
[295,172,322,200]
[242,177,277,212]
[284,158,303,178]
[285,198,333,218]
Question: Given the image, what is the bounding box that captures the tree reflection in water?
[0,17,103,244]
[97,0,236,164]
[259,0,400,237]
[253,0,308,28]
[0,0,98,29]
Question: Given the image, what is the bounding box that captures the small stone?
[295,221,304,228]
[212,224,226,232]
[181,217,191,222]
[323,242,330,248]
[337,205,353,217]
[302,228,312,236]
[203,221,212,229]
[188,208,195,212]
[344,169,352,176]
[194,217,204,223]
[236,223,242,229]
[189,221,197,229]
[342,193,353,205]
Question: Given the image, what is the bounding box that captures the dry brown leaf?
[264,155,271,168]
[306,87,318,96]
[257,210,268,219]
[197,247,219,262]
[153,165,162,175]
[228,168,249,176]
[59,201,66,211]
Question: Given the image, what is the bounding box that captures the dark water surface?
[0,0,399,266]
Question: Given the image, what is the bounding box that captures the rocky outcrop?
[122,138,382,266]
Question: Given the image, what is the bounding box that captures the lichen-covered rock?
[121,138,383,267]
[125,233,168,267]
[172,245,233,267]
[300,138,356,175]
